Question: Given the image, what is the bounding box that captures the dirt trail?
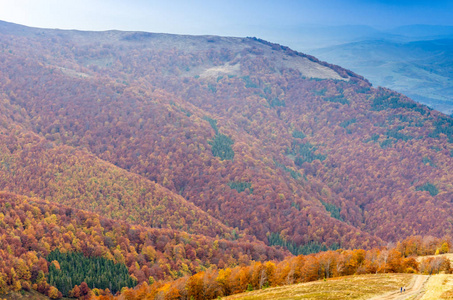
[369,275,429,300]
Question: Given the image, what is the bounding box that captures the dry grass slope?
[223,274,413,300]
[420,274,453,300]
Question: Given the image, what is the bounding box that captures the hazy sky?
[0,0,452,37]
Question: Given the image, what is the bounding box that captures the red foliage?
[1,23,453,272]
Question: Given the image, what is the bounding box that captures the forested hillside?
[0,21,381,251]
[0,118,234,239]
[1,20,453,298]
[0,192,286,297]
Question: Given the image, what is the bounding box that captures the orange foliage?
[0,192,286,296]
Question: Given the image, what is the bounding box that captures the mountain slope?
[0,20,381,251]
[0,192,287,296]
[0,125,234,238]
[0,84,236,238]
[1,20,453,253]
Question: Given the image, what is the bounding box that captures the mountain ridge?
[0,20,385,250]
[2,19,453,253]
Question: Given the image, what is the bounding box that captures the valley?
[311,38,453,114]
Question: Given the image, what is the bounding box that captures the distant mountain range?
[269,24,453,51]
[269,24,453,114]
[311,38,453,114]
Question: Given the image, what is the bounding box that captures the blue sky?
[0,0,452,36]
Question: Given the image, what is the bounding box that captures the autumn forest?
[1,20,453,299]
